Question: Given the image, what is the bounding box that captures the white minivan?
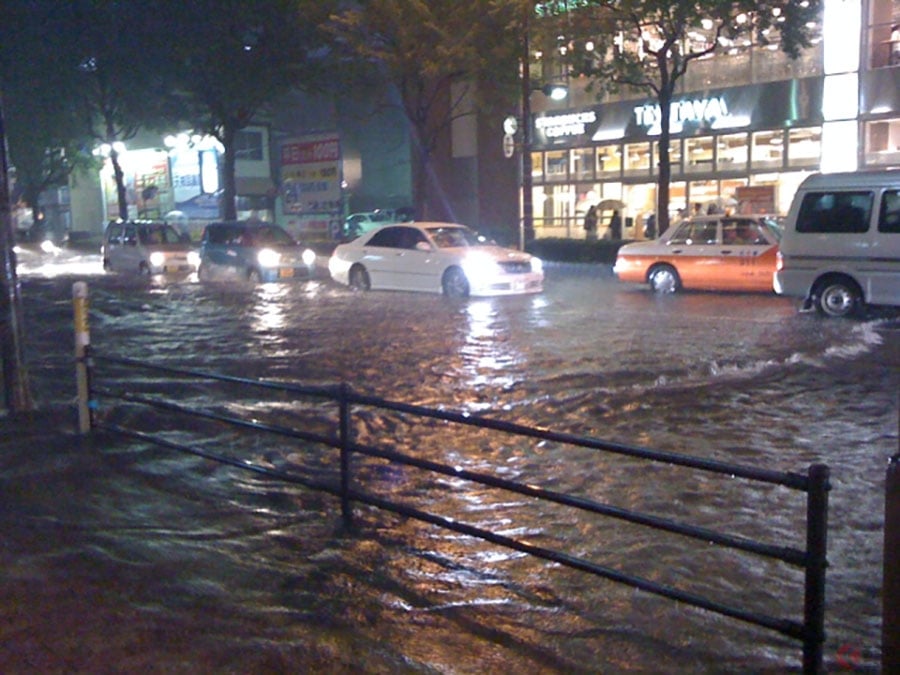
[774,170,900,317]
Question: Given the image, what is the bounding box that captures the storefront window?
[688,180,718,213]
[530,152,543,181]
[716,133,749,172]
[751,130,785,169]
[685,136,715,173]
[545,149,568,182]
[569,147,595,181]
[868,0,900,68]
[787,127,822,168]
[653,139,682,176]
[865,118,900,166]
[596,145,621,178]
[624,142,651,176]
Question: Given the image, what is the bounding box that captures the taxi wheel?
[442,267,470,298]
[648,265,680,294]
[349,265,370,291]
[816,278,861,318]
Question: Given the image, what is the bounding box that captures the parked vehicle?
[341,211,398,239]
[774,170,900,317]
[614,215,782,293]
[197,221,316,282]
[328,221,544,297]
[102,220,198,275]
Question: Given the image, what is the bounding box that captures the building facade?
[522,0,900,240]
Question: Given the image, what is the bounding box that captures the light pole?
[520,23,534,248]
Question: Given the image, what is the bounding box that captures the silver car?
[328,222,544,297]
[102,220,199,275]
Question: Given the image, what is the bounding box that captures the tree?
[0,0,96,239]
[565,0,822,235]
[162,0,337,221]
[67,0,184,221]
[328,0,523,220]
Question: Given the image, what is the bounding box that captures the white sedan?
[328,222,544,297]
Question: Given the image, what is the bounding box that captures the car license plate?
[279,268,295,278]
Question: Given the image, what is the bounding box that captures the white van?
[774,170,900,317]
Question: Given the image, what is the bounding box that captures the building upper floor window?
[868,0,900,68]
[235,130,265,161]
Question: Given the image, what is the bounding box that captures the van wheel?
[816,278,861,318]
[648,265,680,294]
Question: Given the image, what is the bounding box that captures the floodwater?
[4,247,899,672]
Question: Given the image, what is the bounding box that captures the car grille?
[499,261,532,274]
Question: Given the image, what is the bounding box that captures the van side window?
[879,190,900,234]
[796,191,873,233]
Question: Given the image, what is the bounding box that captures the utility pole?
[0,93,34,413]
[520,6,535,247]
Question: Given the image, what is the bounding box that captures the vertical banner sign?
[281,134,342,239]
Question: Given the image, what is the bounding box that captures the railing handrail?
[85,350,828,672]
[91,353,808,490]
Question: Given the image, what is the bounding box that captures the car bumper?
[470,273,544,296]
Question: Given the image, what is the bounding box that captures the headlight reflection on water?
[251,283,289,332]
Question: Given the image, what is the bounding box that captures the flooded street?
[4,249,899,672]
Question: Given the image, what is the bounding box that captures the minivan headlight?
[187,251,201,268]
[257,248,281,268]
[149,251,166,268]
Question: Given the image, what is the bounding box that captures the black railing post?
[803,463,830,674]
[884,453,900,673]
[338,382,353,528]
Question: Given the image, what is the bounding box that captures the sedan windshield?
[426,227,482,249]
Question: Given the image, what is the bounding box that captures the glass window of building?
[530,152,543,181]
[624,142,651,176]
[787,127,822,168]
[596,145,621,177]
[868,0,900,68]
[751,130,785,169]
[545,149,569,182]
[569,147,595,181]
[688,180,719,213]
[685,136,715,172]
[865,118,900,166]
[716,133,749,171]
[235,130,265,161]
[653,139,682,175]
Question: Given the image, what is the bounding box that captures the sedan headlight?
[301,248,317,267]
[530,257,543,274]
[149,251,166,268]
[461,252,502,286]
[257,248,281,268]
[187,251,201,268]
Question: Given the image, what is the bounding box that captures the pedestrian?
[608,209,622,240]
[583,205,598,241]
[644,213,656,239]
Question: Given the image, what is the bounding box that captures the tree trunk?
[109,146,129,221]
[0,97,34,413]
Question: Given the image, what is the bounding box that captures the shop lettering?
[535,111,597,138]
[281,140,340,165]
[633,96,730,129]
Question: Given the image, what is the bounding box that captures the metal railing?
[82,351,829,673]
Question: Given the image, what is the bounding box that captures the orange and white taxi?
[614,215,783,293]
